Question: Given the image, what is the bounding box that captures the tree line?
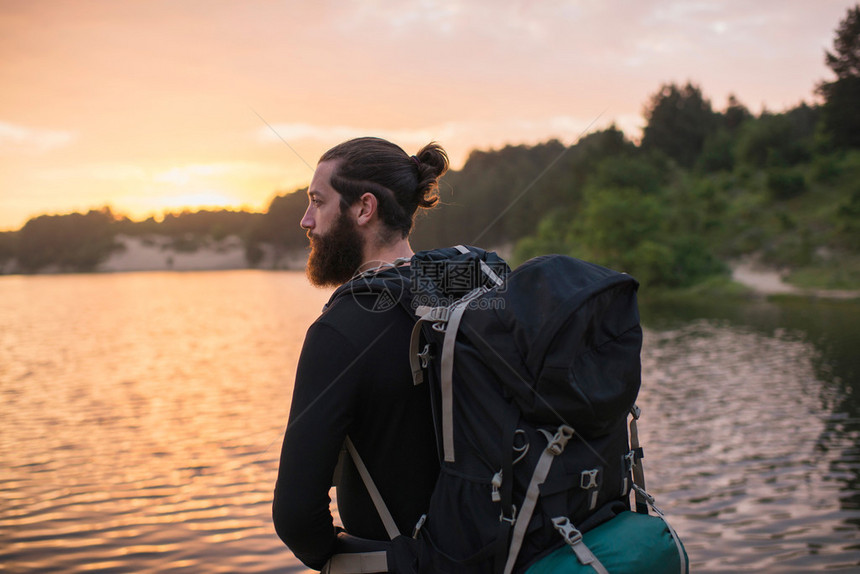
[2,6,858,288]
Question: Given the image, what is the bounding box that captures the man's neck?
[360,238,414,270]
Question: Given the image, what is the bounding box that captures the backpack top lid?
[326,245,510,314]
[465,254,642,435]
[410,245,511,306]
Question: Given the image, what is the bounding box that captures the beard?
[306,209,365,287]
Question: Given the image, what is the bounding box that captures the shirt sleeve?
[272,321,362,570]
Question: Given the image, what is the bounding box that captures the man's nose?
[300,209,313,230]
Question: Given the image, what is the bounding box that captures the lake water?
[1,271,858,572]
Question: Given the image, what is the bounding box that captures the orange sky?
[0,0,855,231]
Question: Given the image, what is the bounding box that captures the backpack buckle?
[424,307,450,323]
[491,471,503,502]
[580,469,599,490]
[551,516,583,547]
[416,306,451,332]
[632,484,663,515]
[547,425,575,455]
[552,517,601,566]
[580,469,601,510]
[412,514,426,538]
[499,504,517,524]
[417,344,433,368]
[623,450,636,473]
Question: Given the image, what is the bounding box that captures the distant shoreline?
[731,259,860,300]
[0,234,309,275]
[5,242,859,301]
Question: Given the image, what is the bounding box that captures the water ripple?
[1,273,859,572]
[640,321,860,571]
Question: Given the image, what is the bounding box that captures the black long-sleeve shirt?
[273,270,439,570]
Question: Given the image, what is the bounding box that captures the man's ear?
[354,192,378,226]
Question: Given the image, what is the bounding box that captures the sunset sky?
[1,0,856,231]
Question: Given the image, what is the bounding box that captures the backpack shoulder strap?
[323,440,396,573]
[344,436,401,540]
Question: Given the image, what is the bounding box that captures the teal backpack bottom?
[525,510,688,574]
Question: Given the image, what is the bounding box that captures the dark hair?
[319,137,449,238]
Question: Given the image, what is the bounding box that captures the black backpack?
[326,246,657,574]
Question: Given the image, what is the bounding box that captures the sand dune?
[97,235,308,273]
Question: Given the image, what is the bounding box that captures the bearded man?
[273,137,448,572]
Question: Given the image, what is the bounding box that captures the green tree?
[410,129,639,251]
[826,4,860,77]
[16,208,120,272]
[819,5,860,148]
[722,94,753,132]
[697,95,751,173]
[244,190,309,266]
[736,110,812,168]
[697,129,735,173]
[0,231,17,269]
[511,209,577,264]
[641,82,718,168]
[591,152,668,196]
[836,187,860,249]
[576,184,663,268]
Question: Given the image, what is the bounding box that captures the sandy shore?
[3,239,858,301]
[731,260,860,300]
[95,235,308,273]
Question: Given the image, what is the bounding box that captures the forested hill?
[1,110,857,289]
[2,5,859,289]
[414,104,859,290]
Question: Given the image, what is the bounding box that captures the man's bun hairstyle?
[413,142,448,210]
[319,137,449,239]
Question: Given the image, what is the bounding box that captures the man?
[273,137,448,571]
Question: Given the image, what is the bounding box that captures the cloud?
[36,163,147,181]
[157,191,246,210]
[256,123,442,147]
[257,114,623,159]
[323,119,585,143]
[153,162,285,185]
[0,122,75,153]
[36,161,285,187]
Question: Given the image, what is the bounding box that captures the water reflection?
[1,273,858,572]
[0,271,331,573]
[641,298,860,571]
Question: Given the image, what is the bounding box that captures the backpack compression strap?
[629,405,648,514]
[502,425,575,574]
[630,486,689,574]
